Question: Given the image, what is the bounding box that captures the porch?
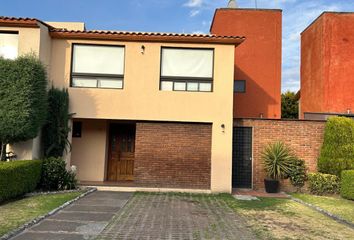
[69,119,212,191]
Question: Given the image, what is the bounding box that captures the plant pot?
[264,179,279,193]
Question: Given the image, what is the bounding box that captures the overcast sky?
[2,0,354,92]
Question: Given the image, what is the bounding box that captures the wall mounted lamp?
[221,124,225,133]
[141,45,145,54]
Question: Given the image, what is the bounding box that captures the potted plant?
[261,141,295,193]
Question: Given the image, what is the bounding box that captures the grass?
[219,194,354,240]
[291,193,354,224]
[0,191,82,237]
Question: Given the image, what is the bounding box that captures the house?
[1,5,332,193]
[0,16,243,193]
[300,12,354,120]
[210,7,282,119]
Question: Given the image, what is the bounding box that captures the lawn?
[0,191,83,237]
[291,193,354,224]
[220,194,354,240]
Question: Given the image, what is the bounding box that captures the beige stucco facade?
[1,18,239,193]
[49,39,235,192]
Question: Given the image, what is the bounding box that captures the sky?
[1,0,354,92]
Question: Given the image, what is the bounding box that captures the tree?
[281,91,299,119]
[318,117,354,176]
[0,55,47,160]
[42,88,71,158]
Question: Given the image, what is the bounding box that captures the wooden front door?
[107,124,135,181]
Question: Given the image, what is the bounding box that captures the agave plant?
[262,141,295,180]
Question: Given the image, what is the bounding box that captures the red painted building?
[211,8,282,119]
[300,12,354,119]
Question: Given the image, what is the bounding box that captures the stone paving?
[97,193,256,240]
[10,191,132,240]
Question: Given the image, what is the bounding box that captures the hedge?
[318,117,354,176]
[308,172,340,195]
[0,160,42,202]
[341,170,354,200]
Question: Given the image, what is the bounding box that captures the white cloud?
[192,30,206,34]
[184,0,203,8]
[190,9,200,17]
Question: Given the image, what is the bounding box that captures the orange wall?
[300,16,325,117]
[301,13,354,117]
[211,8,282,119]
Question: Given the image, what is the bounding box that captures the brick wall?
[134,122,212,189]
[234,119,325,191]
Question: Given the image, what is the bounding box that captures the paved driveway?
[11,191,132,240]
[97,193,256,240]
[11,191,255,240]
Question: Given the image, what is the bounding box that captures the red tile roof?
[50,29,245,44]
[0,16,53,29]
[0,16,245,45]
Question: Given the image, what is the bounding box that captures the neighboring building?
[300,12,354,120]
[0,16,243,193]
[210,7,282,119]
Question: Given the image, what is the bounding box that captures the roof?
[0,16,54,29]
[50,29,245,45]
[0,16,245,45]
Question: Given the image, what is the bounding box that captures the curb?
[25,188,87,197]
[0,187,97,240]
[291,196,354,230]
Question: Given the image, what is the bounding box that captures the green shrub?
[288,158,307,189]
[0,55,47,160]
[308,172,340,195]
[340,170,354,200]
[63,171,78,190]
[0,160,42,202]
[318,117,354,176]
[42,88,71,158]
[262,141,295,180]
[41,157,77,191]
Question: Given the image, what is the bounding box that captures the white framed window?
[0,32,18,60]
[71,44,125,89]
[160,47,214,92]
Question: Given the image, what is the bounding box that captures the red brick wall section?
[134,122,212,189]
[234,119,325,191]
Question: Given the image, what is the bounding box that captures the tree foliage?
[42,88,70,158]
[0,55,47,160]
[281,91,299,119]
[318,116,354,176]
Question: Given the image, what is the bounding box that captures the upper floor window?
[0,32,18,60]
[71,44,125,89]
[234,80,246,93]
[160,47,214,92]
